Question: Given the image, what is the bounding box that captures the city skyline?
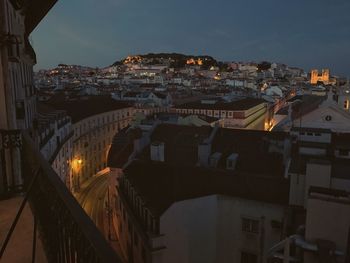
[31,0,350,77]
[2,1,350,262]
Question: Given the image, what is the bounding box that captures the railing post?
[0,129,23,196]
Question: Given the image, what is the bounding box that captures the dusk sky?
[31,0,350,77]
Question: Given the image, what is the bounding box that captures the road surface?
[75,170,126,262]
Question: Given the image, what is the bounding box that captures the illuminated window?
[344,100,349,110]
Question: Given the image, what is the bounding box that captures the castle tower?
[322,69,330,85]
[310,69,319,85]
[310,69,330,85]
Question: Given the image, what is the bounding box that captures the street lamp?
[73,158,83,191]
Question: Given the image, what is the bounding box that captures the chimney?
[150,141,165,162]
[197,126,219,167]
[198,143,211,167]
[226,153,238,170]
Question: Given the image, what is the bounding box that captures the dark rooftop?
[45,95,132,123]
[211,128,287,176]
[148,124,213,165]
[107,126,142,168]
[123,160,290,216]
[276,95,325,118]
[134,123,288,175]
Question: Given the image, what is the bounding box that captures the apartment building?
[110,124,291,263]
[173,98,269,130]
[44,96,134,191]
[36,104,73,186]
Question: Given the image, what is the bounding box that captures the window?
[227,160,233,168]
[339,149,350,156]
[241,251,257,263]
[242,218,259,233]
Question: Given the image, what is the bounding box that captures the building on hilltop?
[310,69,330,85]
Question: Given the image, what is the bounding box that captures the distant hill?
[111,53,219,69]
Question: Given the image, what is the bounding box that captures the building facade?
[71,106,134,191]
[0,0,57,195]
[173,98,270,130]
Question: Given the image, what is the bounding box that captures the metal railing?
[20,132,122,263]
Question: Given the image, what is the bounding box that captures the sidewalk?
[0,196,47,263]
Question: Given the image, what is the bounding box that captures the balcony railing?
[20,132,122,263]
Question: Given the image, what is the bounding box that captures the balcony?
[0,130,122,262]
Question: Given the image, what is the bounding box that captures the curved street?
[75,169,126,262]
[76,172,109,231]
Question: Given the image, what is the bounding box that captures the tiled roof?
[45,95,132,123]
[148,124,213,165]
[107,126,142,168]
[123,160,290,216]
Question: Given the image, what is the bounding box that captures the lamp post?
[105,186,112,241]
[74,158,82,191]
